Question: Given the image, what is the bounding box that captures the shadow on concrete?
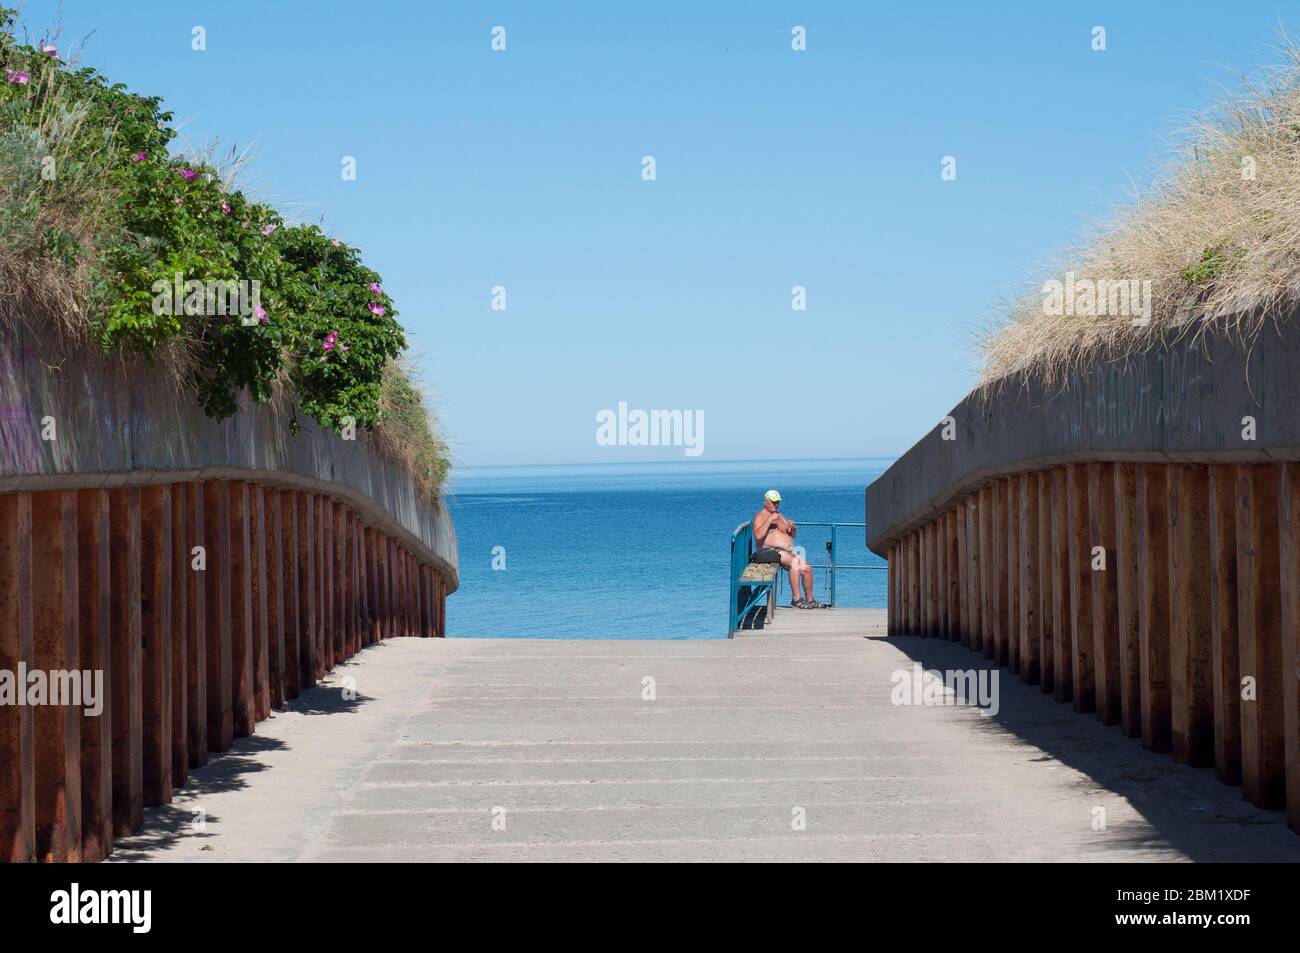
[109,659,379,861]
[874,634,1300,862]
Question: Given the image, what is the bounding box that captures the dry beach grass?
[979,41,1300,391]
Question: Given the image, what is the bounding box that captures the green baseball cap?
[764,489,782,502]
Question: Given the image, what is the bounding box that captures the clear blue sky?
[17,1,1300,466]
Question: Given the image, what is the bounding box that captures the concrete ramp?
[111,614,1300,862]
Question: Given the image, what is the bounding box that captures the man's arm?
[753,511,776,543]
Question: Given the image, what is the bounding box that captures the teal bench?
[729,522,778,636]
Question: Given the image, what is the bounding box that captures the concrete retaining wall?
[0,326,457,591]
[869,322,1300,837]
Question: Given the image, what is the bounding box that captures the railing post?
[829,524,837,608]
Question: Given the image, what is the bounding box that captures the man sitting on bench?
[751,489,826,608]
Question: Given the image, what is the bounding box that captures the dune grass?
[978,42,1300,392]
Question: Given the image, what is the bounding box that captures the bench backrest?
[731,520,755,583]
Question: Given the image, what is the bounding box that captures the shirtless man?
[751,489,824,608]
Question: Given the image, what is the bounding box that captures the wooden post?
[228,482,255,737]
[106,488,142,839]
[1136,465,1171,753]
[268,489,285,708]
[915,527,925,631]
[956,501,969,646]
[169,484,188,790]
[297,492,317,692]
[925,520,935,639]
[946,509,956,634]
[966,496,981,650]
[402,550,413,637]
[1278,463,1300,834]
[947,509,961,642]
[1235,464,1286,807]
[930,521,941,636]
[249,485,270,721]
[390,538,401,638]
[1036,471,1054,695]
[1087,463,1120,726]
[202,481,233,752]
[991,484,1006,662]
[426,565,436,636]
[1207,464,1241,785]
[357,521,370,646]
[321,497,333,672]
[932,517,942,639]
[369,530,383,643]
[281,491,300,700]
[186,483,207,768]
[335,504,349,659]
[1066,465,1095,713]
[1005,478,1019,672]
[1167,464,1215,768]
[139,485,173,806]
[1113,463,1141,737]
[978,486,993,656]
[0,493,34,863]
[900,534,909,634]
[31,491,81,861]
[438,573,447,638]
[75,490,112,862]
[1018,474,1041,684]
[887,546,897,635]
[1050,468,1072,704]
[343,506,354,658]
[919,525,929,636]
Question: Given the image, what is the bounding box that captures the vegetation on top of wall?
[0,9,449,497]
[978,43,1300,391]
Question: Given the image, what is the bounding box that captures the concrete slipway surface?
[110,610,1300,863]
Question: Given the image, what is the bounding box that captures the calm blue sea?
[444,458,892,639]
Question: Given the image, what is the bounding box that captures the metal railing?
[731,520,885,635]
[770,521,883,607]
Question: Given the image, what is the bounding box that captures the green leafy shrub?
[0,8,447,495]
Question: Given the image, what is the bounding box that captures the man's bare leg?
[800,564,815,604]
[779,552,802,602]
